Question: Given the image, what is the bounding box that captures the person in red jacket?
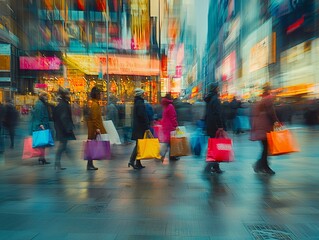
[250,83,280,175]
[160,94,179,161]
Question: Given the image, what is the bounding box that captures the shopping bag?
[206,129,234,162]
[103,120,121,145]
[170,136,191,156]
[22,137,45,159]
[32,129,54,148]
[153,124,165,142]
[136,130,161,160]
[267,129,299,155]
[83,140,111,160]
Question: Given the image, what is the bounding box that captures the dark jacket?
[131,96,150,140]
[30,99,50,134]
[250,95,278,141]
[53,98,76,141]
[204,92,224,138]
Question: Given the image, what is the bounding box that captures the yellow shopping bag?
[136,130,161,160]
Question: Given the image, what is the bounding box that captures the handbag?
[170,137,191,157]
[22,137,45,159]
[32,129,54,148]
[136,130,161,160]
[83,137,111,160]
[267,127,299,155]
[206,129,234,162]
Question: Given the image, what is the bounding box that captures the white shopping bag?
[103,120,121,145]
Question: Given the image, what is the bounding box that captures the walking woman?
[160,94,178,161]
[53,88,76,171]
[30,91,51,164]
[250,83,279,175]
[128,88,150,169]
[86,87,106,170]
[204,82,225,174]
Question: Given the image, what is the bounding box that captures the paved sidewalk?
[0,126,318,239]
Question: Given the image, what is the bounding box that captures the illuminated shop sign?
[249,37,269,72]
[222,51,236,81]
[65,54,160,76]
[20,56,62,70]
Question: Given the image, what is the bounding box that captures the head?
[262,82,271,96]
[90,87,101,100]
[58,87,70,101]
[134,88,144,98]
[208,82,219,94]
[38,91,48,102]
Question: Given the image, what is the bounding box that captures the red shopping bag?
[22,137,45,160]
[206,130,234,162]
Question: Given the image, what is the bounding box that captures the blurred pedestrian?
[71,99,82,129]
[2,98,19,149]
[86,87,106,170]
[0,102,4,153]
[30,91,51,164]
[160,94,179,161]
[204,82,225,174]
[52,88,76,171]
[145,99,155,134]
[128,88,150,169]
[250,83,280,175]
[105,95,119,128]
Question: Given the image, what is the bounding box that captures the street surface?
[0,117,318,239]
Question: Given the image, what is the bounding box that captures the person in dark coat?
[2,98,19,149]
[30,91,51,164]
[250,83,279,175]
[128,88,150,169]
[204,82,225,174]
[53,88,76,171]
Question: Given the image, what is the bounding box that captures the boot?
[54,162,66,171]
[87,160,98,170]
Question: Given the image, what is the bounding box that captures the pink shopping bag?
[22,137,45,160]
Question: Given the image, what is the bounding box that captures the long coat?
[87,100,106,140]
[131,96,150,140]
[161,98,178,143]
[30,99,50,134]
[250,95,278,141]
[53,98,76,141]
[204,92,224,138]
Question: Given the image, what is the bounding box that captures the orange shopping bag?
[267,129,299,155]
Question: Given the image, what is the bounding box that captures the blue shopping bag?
[32,129,54,148]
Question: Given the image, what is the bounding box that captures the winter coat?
[30,99,50,134]
[161,98,178,143]
[87,100,106,140]
[204,92,224,138]
[131,96,150,140]
[53,98,76,141]
[250,95,278,141]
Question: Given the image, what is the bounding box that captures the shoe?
[39,158,50,165]
[128,162,138,169]
[264,167,275,175]
[211,168,224,174]
[169,156,180,161]
[253,164,263,173]
[54,163,66,171]
[87,165,98,170]
[136,165,145,169]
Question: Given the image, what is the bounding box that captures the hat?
[134,88,144,97]
[208,82,219,92]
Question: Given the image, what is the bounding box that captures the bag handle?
[215,129,228,139]
[273,122,284,132]
[143,130,154,139]
[96,134,102,141]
